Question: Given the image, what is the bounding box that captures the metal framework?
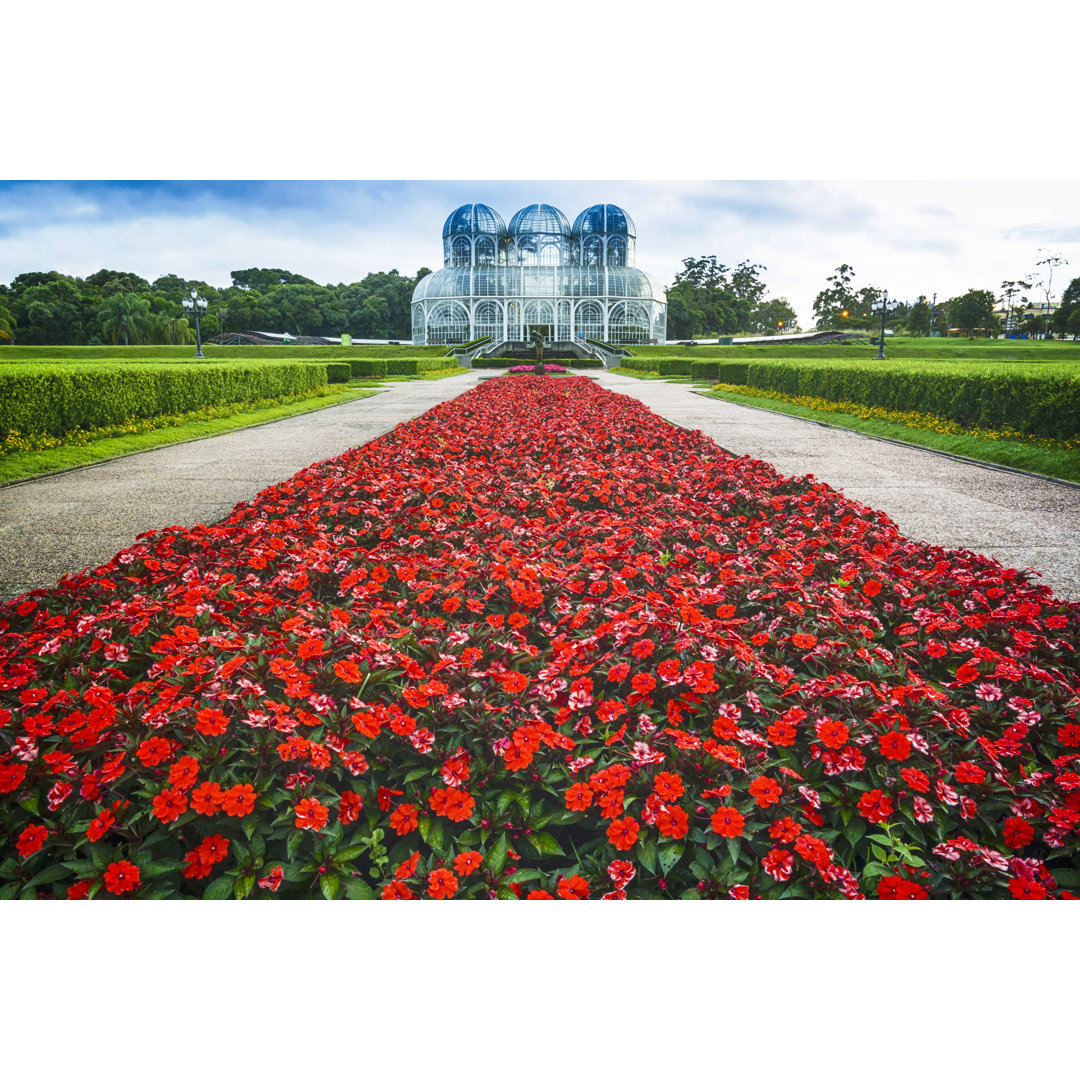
[412,202,667,346]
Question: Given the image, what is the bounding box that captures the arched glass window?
[606,236,627,266]
[575,300,604,340]
[557,300,571,340]
[523,300,555,342]
[608,301,651,345]
[451,236,472,267]
[475,236,497,266]
[474,300,502,340]
[506,299,521,341]
[427,300,469,344]
[412,304,426,344]
[582,236,604,267]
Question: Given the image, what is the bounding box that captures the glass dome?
[442,203,506,237]
[507,204,570,266]
[572,204,636,238]
[508,203,570,238]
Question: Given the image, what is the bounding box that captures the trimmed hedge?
[741,361,1080,439]
[691,359,748,383]
[0,362,328,438]
[346,356,456,378]
[325,362,351,384]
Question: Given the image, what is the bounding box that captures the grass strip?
[0,388,380,486]
[701,385,1080,484]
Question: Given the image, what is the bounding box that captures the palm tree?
[98,292,152,345]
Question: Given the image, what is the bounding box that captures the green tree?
[999,279,1033,335]
[231,268,316,291]
[85,269,152,296]
[946,289,998,338]
[1034,251,1068,338]
[98,292,153,345]
[1050,276,1080,336]
[812,264,861,329]
[665,256,768,337]
[17,276,92,344]
[0,301,15,344]
[748,297,798,335]
[906,295,931,336]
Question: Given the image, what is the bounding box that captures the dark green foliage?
[742,360,1080,438]
[0,363,328,438]
[693,359,748,383]
[325,362,351,384]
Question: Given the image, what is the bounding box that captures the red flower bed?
[1,374,1078,899]
[508,364,568,374]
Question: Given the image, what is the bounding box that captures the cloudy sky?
[2,179,1077,329]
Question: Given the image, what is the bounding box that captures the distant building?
[411,202,667,346]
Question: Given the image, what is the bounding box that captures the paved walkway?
[2,369,1078,602]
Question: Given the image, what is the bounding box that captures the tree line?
[0,266,432,346]
[811,261,1080,339]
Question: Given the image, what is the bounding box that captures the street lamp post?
[182,288,209,358]
[874,290,899,359]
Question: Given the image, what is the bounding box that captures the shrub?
[0,362,327,439]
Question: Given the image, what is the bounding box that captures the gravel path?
[2,368,1077,602]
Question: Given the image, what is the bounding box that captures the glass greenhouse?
[412,202,667,346]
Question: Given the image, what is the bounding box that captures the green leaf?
[726,837,741,867]
[496,790,516,817]
[320,873,340,900]
[844,816,867,847]
[638,834,659,875]
[343,876,375,900]
[487,832,508,876]
[870,844,888,862]
[286,828,304,861]
[336,843,370,862]
[234,874,256,901]
[403,767,430,785]
[26,864,73,888]
[659,841,685,876]
[203,875,235,900]
[524,830,564,857]
[243,816,258,840]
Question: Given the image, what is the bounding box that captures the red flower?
[87,807,116,842]
[168,755,200,791]
[768,816,803,843]
[954,762,987,784]
[527,889,555,899]
[711,806,744,838]
[381,880,415,899]
[606,816,640,851]
[499,671,529,694]
[901,767,930,793]
[152,787,189,824]
[653,771,685,802]
[339,790,364,824]
[67,881,91,900]
[15,823,47,858]
[858,789,894,824]
[877,876,929,900]
[427,868,459,899]
[816,719,850,749]
[103,860,141,896]
[0,763,27,794]
[429,787,475,822]
[194,708,229,736]
[761,848,794,882]
[395,852,420,879]
[791,633,817,650]
[454,851,483,877]
[1008,877,1048,900]
[749,776,782,808]
[135,736,174,766]
[257,866,284,892]
[294,797,329,830]
[1002,816,1034,849]
[221,783,256,817]
[557,875,590,899]
[862,579,882,597]
[656,804,689,840]
[190,781,224,815]
[878,731,912,762]
[389,803,419,835]
[565,782,594,811]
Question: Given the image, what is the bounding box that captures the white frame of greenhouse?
[411,203,667,347]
